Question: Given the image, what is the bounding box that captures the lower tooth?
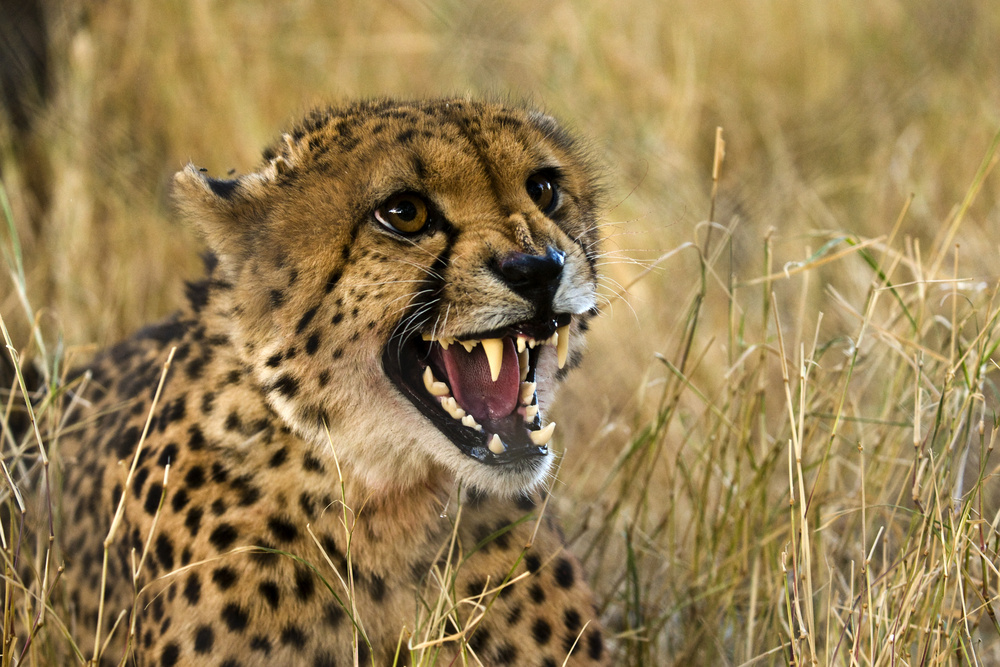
[462,414,482,431]
[488,434,505,454]
[524,405,538,422]
[519,382,536,404]
[529,422,556,446]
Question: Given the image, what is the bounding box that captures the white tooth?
[422,332,433,341]
[516,336,527,354]
[519,381,537,404]
[441,396,465,419]
[524,404,538,422]
[460,339,479,353]
[423,366,450,397]
[530,422,556,446]
[528,339,537,349]
[556,324,570,369]
[518,349,529,381]
[488,434,505,454]
[482,338,504,382]
[462,414,480,429]
[439,338,451,350]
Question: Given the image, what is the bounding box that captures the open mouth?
[382,313,572,466]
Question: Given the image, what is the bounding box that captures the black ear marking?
[206,178,239,200]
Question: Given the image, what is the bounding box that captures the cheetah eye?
[525,172,558,214]
[375,193,430,234]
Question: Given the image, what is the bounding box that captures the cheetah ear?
[172,163,269,261]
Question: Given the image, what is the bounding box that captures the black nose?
[498,246,565,302]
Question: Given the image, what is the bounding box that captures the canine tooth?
[488,434,505,454]
[518,348,529,381]
[519,381,537,404]
[524,404,538,422]
[460,339,479,353]
[516,336,527,354]
[423,366,451,397]
[530,422,556,446]
[556,324,570,369]
[482,338,504,382]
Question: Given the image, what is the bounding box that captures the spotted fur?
[47,98,608,666]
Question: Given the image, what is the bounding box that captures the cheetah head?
[172,99,601,496]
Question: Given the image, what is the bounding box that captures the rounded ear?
[172,164,270,263]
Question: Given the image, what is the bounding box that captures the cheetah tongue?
[439,339,520,424]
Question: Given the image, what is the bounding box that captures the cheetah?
[24,98,609,665]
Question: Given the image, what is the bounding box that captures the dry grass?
[2,0,999,664]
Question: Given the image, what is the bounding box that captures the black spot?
[541,659,557,667]
[209,523,239,551]
[299,492,317,519]
[280,624,307,649]
[554,557,575,588]
[250,635,272,654]
[465,577,486,598]
[532,618,552,645]
[219,659,241,667]
[265,352,283,367]
[114,425,141,458]
[296,306,319,334]
[224,411,242,432]
[529,583,546,604]
[269,447,288,468]
[525,553,541,574]
[170,488,189,513]
[249,539,280,568]
[506,603,522,625]
[188,425,206,449]
[212,566,238,590]
[303,454,325,472]
[271,374,299,398]
[185,466,206,489]
[397,129,415,143]
[133,467,150,498]
[155,534,174,570]
[184,506,203,536]
[221,602,249,632]
[210,462,229,484]
[516,493,537,510]
[158,442,179,467]
[193,625,213,653]
[587,628,604,660]
[319,601,345,630]
[305,332,321,355]
[468,626,490,653]
[367,574,386,602]
[160,642,180,666]
[563,608,582,635]
[270,289,286,308]
[317,370,330,387]
[293,566,315,601]
[332,347,343,360]
[324,270,342,293]
[111,482,123,508]
[206,177,239,199]
[200,392,216,415]
[183,573,201,605]
[495,642,518,664]
[313,652,338,667]
[232,476,262,506]
[211,498,227,515]
[331,312,343,325]
[144,482,163,515]
[259,580,281,609]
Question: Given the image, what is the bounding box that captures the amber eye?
[375,193,430,234]
[525,173,557,213]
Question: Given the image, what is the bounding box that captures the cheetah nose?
[498,246,565,303]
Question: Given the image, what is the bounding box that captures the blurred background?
[2,1,999,664]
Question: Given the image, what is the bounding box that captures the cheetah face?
[173,100,601,496]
